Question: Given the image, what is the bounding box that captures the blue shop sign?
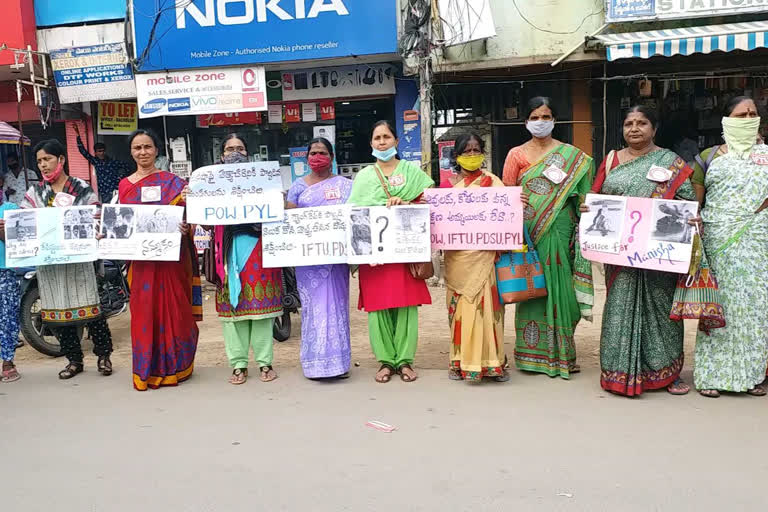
[35,0,126,27]
[131,0,398,72]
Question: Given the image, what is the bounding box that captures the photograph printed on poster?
[62,208,96,240]
[5,211,38,242]
[350,208,372,256]
[136,207,180,234]
[394,207,429,243]
[650,199,697,244]
[582,197,626,241]
[101,206,137,240]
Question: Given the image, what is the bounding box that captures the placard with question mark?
[347,205,431,266]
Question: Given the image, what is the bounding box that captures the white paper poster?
[98,205,184,261]
[186,161,285,225]
[302,103,317,122]
[347,205,431,265]
[262,206,348,268]
[268,104,283,124]
[313,125,336,146]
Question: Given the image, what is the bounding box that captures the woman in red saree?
[120,130,202,391]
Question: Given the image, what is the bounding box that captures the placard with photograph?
[98,205,184,261]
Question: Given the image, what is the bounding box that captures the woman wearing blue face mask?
[347,120,434,384]
[501,96,595,380]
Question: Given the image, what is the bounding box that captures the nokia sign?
[131,0,397,71]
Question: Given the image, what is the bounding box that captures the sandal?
[747,385,767,396]
[493,370,510,383]
[97,355,113,376]
[699,389,721,398]
[58,362,84,380]
[375,364,395,383]
[229,368,248,385]
[259,366,278,383]
[448,368,463,381]
[667,378,690,395]
[397,364,418,383]
[1,365,20,383]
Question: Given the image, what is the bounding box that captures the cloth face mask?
[308,154,332,173]
[526,120,555,139]
[722,116,761,159]
[456,154,485,172]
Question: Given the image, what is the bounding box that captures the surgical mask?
[372,147,398,162]
[308,153,332,173]
[526,120,555,139]
[222,152,248,164]
[722,116,761,159]
[456,154,484,172]
[43,161,64,183]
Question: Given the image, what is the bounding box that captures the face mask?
[722,116,761,159]
[308,153,332,173]
[456,154,484,172]
[372,147,398,162]
[43,161,64,183]
[222,152,248,164]
[526,120,555,139]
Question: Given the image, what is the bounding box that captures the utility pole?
[418,42,432,172]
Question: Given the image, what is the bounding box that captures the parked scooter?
[273,267,300,342]
[18,260,130,357]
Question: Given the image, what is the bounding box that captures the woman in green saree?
[502,97,595,379]
[588,106,698,397]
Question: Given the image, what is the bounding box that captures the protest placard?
[98,205,184,261]
[347,205,431,265]
[4,206,98,267]
[423,187,524,250]
[186,161,284,225]
[579,194,697,273]
[262,206,348,268]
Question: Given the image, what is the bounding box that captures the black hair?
[33,139,66,159]
[525,96,557,120]
[724,95,755,117]
[307,137,334,157]
[94,142,106,151]
[6,152,18,161]
[451,132,486,172]
[128,129,161,150]
[625,105,659,129]
[221,133,248,155]
[370,120,398,140]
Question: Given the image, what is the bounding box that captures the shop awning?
[595,21,768,62]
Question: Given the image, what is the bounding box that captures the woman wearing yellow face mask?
[441,133,509,382]
[694,97,768,398]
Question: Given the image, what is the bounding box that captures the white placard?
[186,161,284,225]
[347,205,431,265]
[262,206,349,268]
[98,205,184,261]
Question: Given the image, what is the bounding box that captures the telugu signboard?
[262,206,349,268]
[606,0,768,22]
[131,0,398,71]
[579,194,697,273]
[186,161,284,225]
[135,66,267,119]
[424,188,524,251]
[98,205,184,261]
[4,207,98,268]
[97,101,138,136]
[50,43,136,104]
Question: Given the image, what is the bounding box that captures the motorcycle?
[18,260,130,357]
[273,266,300,342]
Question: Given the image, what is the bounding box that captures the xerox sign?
[136,67,267,119]
[130,0,397,71]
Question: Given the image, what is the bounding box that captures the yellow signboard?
[97,101,138,136]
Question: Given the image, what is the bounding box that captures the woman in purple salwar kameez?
[286,138,353,379]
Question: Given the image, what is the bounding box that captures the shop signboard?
[605,0,768,22]
[281,64,396,102]
[320,101,336,120]
[289,147,309,182]
[285,104,301,123]
[135,66,267,119]
[395,79,421,163]
[131,0,398,71]
[97,101,138,136]
[198,112,262,127]
[50,43,136,104]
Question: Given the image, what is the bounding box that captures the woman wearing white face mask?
[501,97,595,380]
[347,121,434,384]
[694,97,768,398]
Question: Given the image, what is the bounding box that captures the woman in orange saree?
[119,130,202,391]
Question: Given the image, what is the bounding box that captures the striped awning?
[0,121,30,145]
[595,21,768,62]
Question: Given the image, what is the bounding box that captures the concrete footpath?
[2,366,767,511]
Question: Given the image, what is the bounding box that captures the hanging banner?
[50,43,136,104]
[605,0,767,22]
[579,194,697,273]
[320,100,336,120]
[4,206,98,267]
[424,188,524,250]
[98,205,184,261]
[268,104,283,123]
[263,206,349,267]
[135,66,267,119]
[347,205,431,265]
[289,147,309,182]
[97,101,138,136]
[186,161,284,225]
[281,64,396,101]
[285,104,301,123]
[302,103,317,122]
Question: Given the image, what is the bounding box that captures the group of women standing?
[0,94,765,399]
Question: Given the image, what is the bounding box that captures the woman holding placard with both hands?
[285,137,353,380]
[586,106,700,397]
[441,133,508,382]
[21,139,113,379]
[692,96,768,398]
[347,121,434,384]
[119,130,202,391]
